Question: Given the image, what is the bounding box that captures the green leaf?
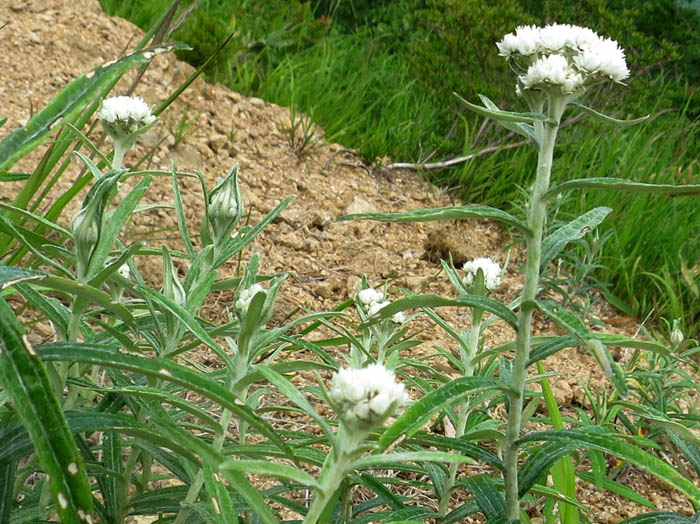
[462,475,506,521]
[540,207,612,269]
[203,463,239,524]
[0,459,16,524]
[366,294,518,331]
[219,459,321,490]
[39,275,136,330]
[0,298,93,523]
[455,92,554,125]
[0,44,183,174]
[34,342,294,461]
[85,174,152,280]
[0,264,44,290]
[544,177,700,201]
[533,300,589,341]
[615,513,694,524]
[255,365,336,446]
[135,285,226,358]
[338,204,530,236]
[378,377,503,451]
[537,362,578,524]
[569,102,649,127]
[518,428,700,503]
[476,95,539,147]
[353,451,476,470]
[518,441,578,497]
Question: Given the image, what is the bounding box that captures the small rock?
[344,196,376,215]
[346,275,362,298]
[314,277,343,300]
[208,134,229,154]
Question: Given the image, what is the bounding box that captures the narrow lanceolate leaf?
[0,264,44,290]
[532,300,589,341]
[255,365,336,446]
[545,177,700,200]
[518,441,578,497]
[462,476,506,521]
[364,294,518,331]
[219,459,321,490]
[477,95,539,147]
[353,451,475,470]
[569,102,649,127]
[338,204,530,236]
[203,464,239,524]
[0,298,93,524]
[34,342,293,461]
[517,428,700,503]
[615,513,695,524]
[0,44,185,174]
[454,92,554,124]
[540,207,612,269]
[378,377,503,451]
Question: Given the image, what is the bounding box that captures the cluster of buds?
[329,363,410,431]
[496,24,629,96]
[356,287,405,324]
[462,257,503,292]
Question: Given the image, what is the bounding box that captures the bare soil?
[1,1,696,522]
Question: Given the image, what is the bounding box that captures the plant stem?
[304,428,363,524]
[438,307,481,519]
[503,95,566,521]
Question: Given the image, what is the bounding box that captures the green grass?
[98,0,700,334]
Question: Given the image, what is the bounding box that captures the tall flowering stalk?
[494,23,629,519]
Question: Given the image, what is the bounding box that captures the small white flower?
[330,364,410,429]
[117,263,130,279]
[97,96,156,136]
[463,257,503,291]
[235,283,265,313]
[357,287,385,306]
[367,300,390,318]
[391,311,406,324]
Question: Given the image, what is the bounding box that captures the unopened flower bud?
[208,165,243,244]
[670,319,684,349]
[235,283,265,314]
[71,207,100,277]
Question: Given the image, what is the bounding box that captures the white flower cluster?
[97,96,156,136]
[330,363,410,429]
[496,24,629,95]
[235,283,265,313]
[463,257,503,291]
[356,287,405,324]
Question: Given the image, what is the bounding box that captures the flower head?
[330,363,409,430]
[97,96,156,138]
[497,24,629,96]
[463,257,503,291]
[235,283,265,314]
[357,287,385,306]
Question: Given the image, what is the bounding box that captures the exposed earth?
[0,0,696,522]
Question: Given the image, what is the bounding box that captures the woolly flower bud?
[330,364,410,430]
[463,257,503,291]
[236,283,265,313]
[391,311,406,324]
[118,263,130,279]
[357,287,385,306]
[670,319,684,349]
[367,300,390,318]
[97,96,156,138]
